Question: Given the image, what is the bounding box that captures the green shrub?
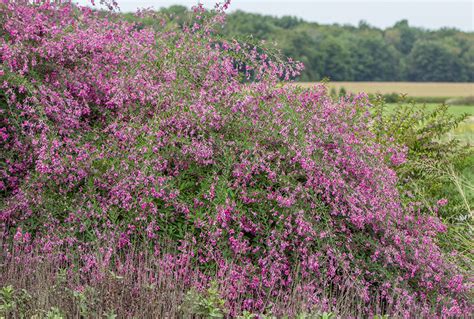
[338,86,347,96]
[370,94,452,105]
[0,285,33,318]
[181,282,227,318]
[382,92,400,103]
[370,97,473,268]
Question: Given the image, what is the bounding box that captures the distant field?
[297,82,474,97]
[292,82,473,144]
[386,103,473,117]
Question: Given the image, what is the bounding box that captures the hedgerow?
[0,1,471,317]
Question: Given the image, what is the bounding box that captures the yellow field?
[296,82,474,97]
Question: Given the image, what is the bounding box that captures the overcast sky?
[77,0,474,31]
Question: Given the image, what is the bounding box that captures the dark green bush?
[409,96,449,104]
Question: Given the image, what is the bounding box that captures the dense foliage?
[371,99,473,269]
[0,1,472,317]
[126,6,474,82]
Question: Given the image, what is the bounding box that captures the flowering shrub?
[0,1,471,317]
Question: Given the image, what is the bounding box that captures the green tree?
[350,35,400,80]
[319,36,353,81]
[273,29,323,81]
[391,20,418,55]
[407,40,469,81]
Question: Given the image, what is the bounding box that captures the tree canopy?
[125,8,474,82]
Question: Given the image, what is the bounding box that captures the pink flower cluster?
[0,1,471,317]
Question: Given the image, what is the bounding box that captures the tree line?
[124,6,474,82]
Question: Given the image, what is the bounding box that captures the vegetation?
[125,5,474,82]
[371,98,473,268]
[0,1,472,318]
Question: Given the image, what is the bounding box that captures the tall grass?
[0,246,459,318]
